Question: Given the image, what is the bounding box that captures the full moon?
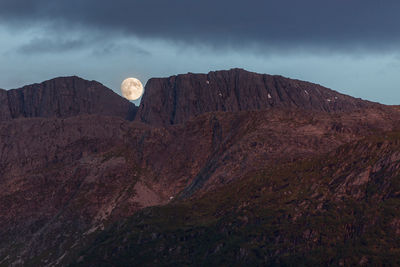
[121,78,144,101]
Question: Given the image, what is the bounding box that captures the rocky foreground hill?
[1,69,400,266]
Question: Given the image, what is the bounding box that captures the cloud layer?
[1,0,400,52]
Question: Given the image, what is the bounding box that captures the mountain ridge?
[136,68,379,126]
[0,76,137,121]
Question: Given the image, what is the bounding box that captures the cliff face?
[0,76,137,121]
[136,68,376,126]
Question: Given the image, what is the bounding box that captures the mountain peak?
[0,76,137,121]
[136,68,378,126]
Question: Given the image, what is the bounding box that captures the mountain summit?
[0,76,137,121]
[136,68,377,126]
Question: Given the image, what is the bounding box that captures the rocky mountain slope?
[1,69,400,266]
[136,68,378,126]
[0,76,137,121]
[73,132,400,266]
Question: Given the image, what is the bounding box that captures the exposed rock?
[73,131,400,266]
[0,76,137,121]
[136,68,377,126]
[2,106,400,265]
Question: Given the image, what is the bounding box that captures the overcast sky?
[1,0,400,105]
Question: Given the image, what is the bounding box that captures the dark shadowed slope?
[136,68,378,126]
[73,132,400,266]
[0,76,137,121]
[1,107,400,266]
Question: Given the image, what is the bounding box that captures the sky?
[1,0,400,106]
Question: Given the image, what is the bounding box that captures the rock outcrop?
[136,68,377,126]
[0,76,137,121]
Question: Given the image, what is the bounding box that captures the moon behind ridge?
[121,78,144,101]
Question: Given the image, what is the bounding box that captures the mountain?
[1,70,400,266]
[0,76,137,121]
[136,68,378,126]
[71,132,400,266]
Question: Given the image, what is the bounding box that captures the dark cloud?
[1,0,400,52]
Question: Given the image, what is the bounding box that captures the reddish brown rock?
[136,68,377,126]
[2,106,400,265]
[0,76,137,121]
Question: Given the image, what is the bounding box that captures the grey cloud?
[1,0,400,52]
[17,37,87,54]
[91,43,151,57]
[16,34,151,57]
[93,42,152,56]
